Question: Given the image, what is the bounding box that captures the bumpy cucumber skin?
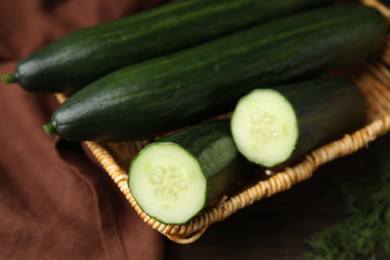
[50,4,387,141]
[129,121,253,224]
[277,77,367,163]
[12,0,331,93]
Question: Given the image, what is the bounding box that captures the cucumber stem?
[43,123,56,135]
[1,73,18,84]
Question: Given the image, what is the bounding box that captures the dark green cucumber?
[231,77,367,168]
[44,4,387,142]
[1,0,332,93]
[128,121,253,224]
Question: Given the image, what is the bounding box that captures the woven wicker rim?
[55,0,390,244]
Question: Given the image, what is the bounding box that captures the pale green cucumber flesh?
[231,89,298,168]
[129,143,207,224]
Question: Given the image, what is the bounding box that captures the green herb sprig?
[301,149,390,260]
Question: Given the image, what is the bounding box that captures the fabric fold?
[0,0,168,259]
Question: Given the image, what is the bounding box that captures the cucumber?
[230,77,367,168]
[1,0,332,93]
[128,121,252,224]
[43,4,387,142]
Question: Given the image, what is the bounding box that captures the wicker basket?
[55,0,390,244]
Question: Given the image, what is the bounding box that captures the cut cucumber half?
[128,121,252,224]
[231,77,367,168]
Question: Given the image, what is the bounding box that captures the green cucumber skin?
[50,4,387,142]
[131,121,252,212]
[276,77,367,163]
[12,0,331,93]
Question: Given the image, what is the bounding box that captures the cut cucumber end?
[231,89,298,168]
[43,123,56,135]
[128,142,207,224]
[1,73,18,84]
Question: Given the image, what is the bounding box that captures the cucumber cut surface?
[129,143,207,224]
[231,90,298,167]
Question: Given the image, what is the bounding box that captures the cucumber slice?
[231,77,367,168]
[128,121,252,224]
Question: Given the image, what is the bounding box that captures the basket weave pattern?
[55,0,390,244]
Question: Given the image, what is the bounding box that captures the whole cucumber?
[44,4,387,142]
[128,120,254,224]
[2,0,332,93]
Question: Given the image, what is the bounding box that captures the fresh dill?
[301,149,390,260]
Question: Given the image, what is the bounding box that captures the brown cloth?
[0,1,169,259]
